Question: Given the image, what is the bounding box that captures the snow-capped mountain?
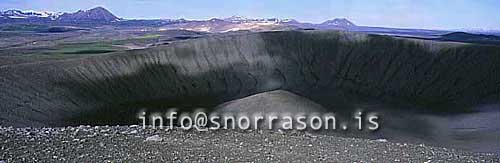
[0,9,62,20]
[222,16,298,24]
[160,16,304,33]
[0,7,119,23]
[223,16,248,23]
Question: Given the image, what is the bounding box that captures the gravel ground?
[0,125,499,162]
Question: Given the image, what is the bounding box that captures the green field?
[13,42,127,60]
[12,33,168,60]
[0,24,50,32]
[44,42,123,54]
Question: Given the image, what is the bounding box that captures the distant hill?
[438,32,500,45]
[320,18,356,27]
[57,7,119,22]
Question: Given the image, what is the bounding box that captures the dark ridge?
[438,32,500,45]
[0,24,86,33]
[63,50,116,55]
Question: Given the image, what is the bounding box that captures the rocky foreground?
[0,126,498,162]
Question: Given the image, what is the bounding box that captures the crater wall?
[2,31,500,127]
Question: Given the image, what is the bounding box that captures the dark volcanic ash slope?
[1,31,500,127]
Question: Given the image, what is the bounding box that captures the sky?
[1,0,499,30]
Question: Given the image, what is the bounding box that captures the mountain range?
[1,6,499,38]
[0,7,360,30]
[0,7,119,23]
